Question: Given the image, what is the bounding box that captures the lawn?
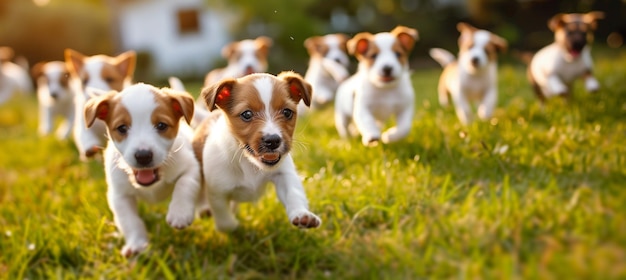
[1,49,625,279]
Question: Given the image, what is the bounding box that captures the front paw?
[121,239,148,257]
[167,208,195,229]
[585,78,600,93]
[290,210,322,229]
[214,216,239,233]
[361,136,380,147]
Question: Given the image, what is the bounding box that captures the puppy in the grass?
[299,33,350,113]
[430,23,508,125]
[193,71,321,233]
[528,11,604,101]
[32,61,75,139]
[65,48,136,161]
[193,37,274,126]
[84,83,200,256]
[334,26,418,146]
[0,46,33,104]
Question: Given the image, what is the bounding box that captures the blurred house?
[107,0,231,79]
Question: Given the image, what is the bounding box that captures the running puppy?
[334,26,418,146]
[528,12,604,101]
[84,83,199,257]
[430,23,508,125]
[193,72,321,233]
[32,61,75,139]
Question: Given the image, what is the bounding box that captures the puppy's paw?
[585,78,600,93]
[362,136,380,147]
[121,240,148,258]
[214,217,239,233]
[290,210,322,229]
[167,208,195,229]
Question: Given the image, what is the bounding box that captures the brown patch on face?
[83,91,131,142]
[107,101,131,143]
[64,49,136,91]
[304,36,329,57]
[101,63,127,91]
[151,90,183,140]
[549,12,604,55]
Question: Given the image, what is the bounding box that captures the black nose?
[134,150,153,166]
[382,66,393,76]
[471,57,480,66]
[334,58,342,64]
[262,134,281,150]
[50,92,58,99]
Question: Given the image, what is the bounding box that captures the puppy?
[0,47,33,104]
[31,61,75,139]
[193,37,274,126]
[334,26,418,146]
[299,34,350,113]
[429,23,508,125]
[193,72,321,233]
[529,11,604,101]
[65,49,136,161]
[84,83,200,257]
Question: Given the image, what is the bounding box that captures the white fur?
[35,62,75,139]
[334,32,415,146]
[99,84,200,257]
[530,43,598,98]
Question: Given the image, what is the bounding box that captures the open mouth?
[380,76,395,83]
[133,168,160,186]
[568,49,582,58]
[260,153,281,166]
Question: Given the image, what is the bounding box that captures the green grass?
[2,49,626,279]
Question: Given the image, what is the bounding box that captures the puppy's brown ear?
[583,11,605,30]
[201,79,236,111]
[279,71,312,107]
[31,62,46,80]
[115,51,136,78]
[65,48,85,75]
[347,32,373,58]
[304,36,322,55]
[84,91,116,128]
[0,47,14,63]
[255,36,273,57]
[391,25,419,52]
[457,22,478,33]
[221,42,237,59]
[163,88,195,124]
[548,14,566,31]
[490,34,508,53]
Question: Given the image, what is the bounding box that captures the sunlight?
[33,0,50,7]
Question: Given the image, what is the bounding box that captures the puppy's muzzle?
[380,66,395,82]
[259,134,282,166]
[133,149,160,186]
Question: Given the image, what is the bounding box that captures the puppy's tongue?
[569,50,581,57]
[262,153,280,162]
[135,169,157,185]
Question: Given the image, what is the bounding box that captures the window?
[177,9,200,35]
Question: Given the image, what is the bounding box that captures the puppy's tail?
[429,48,456,67]
[168,76,186,91]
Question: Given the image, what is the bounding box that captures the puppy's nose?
[471,57,480,66]
[50,92,58,99]
[262,134,281,150]
[134,150,153,166]
[382,66,393,76]
[334,58,342,64]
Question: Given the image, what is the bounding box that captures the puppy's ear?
[201,78,236,111]
[163,88,195,124]
[0,47,14,63]
[304,36,322,55]
[255,36,273,57]
[457,22,478,33]
[31,62,46,80]
[548,14,566,31]
[86,87,109,99]
[490,34,508,53]
[583,11,605,30]
[391,26,419,52]
[347,32,373,58]
[84,91,116,128]
[279,71,312,107]
[114,50,136,78]
[65,48,85,75]
[221,42,237,59]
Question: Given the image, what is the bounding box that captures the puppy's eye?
[395,51,402,58]
[104,77,115,84]
[370,53,378,59]
[116,125,128,134]
[82,77,90,85]
[155,122,168,131]
[240,110,253,122]
[282,108,294,120]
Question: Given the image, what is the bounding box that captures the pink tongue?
[135,169,156,185]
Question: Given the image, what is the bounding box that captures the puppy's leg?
[207,192,239,232]
[382,106,414,144]
[273,157,321,228]
[477,89,497,121]
[352,104,382,146]
[55,109,75,140]
[38,105,53,136]
[584,71,600,93]
[167,169,200,229]
[450,89,473,125]
[438,80,450,107]
[108,191,149,257]
[546,75,568,97]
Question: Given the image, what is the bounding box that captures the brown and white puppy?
[430,23,508,125]
[65,49,136,161]
[32,61,75,139]
[334,26,418,146]
[528,12,604,101]
[193,37,274,126]
[300,34,350,113]
[193,72,321,233]
[0,46,33,104]
[84,83,200,257]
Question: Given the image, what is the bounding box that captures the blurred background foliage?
[0,0,624,82]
